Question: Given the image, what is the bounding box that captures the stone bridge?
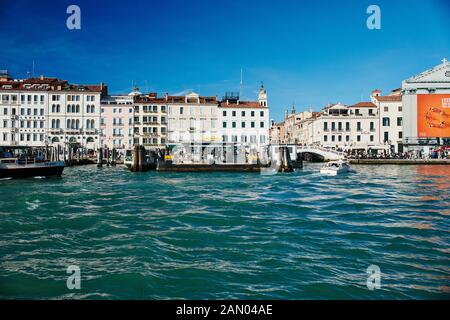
[296,146,345,161]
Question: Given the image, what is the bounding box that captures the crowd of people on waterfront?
[345,149,450,160]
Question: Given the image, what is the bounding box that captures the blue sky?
[0,0,449,121]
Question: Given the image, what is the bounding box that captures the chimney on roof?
[40,75,44,80]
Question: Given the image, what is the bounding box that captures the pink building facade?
[100,94,134,153]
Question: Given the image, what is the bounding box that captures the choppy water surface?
[0,164,449,299]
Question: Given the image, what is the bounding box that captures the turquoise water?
[0,164,449,299]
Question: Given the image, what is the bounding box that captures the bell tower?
[258,82,267,107]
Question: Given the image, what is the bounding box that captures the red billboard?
[417,94,450,138]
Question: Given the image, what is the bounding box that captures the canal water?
[0,164,449,299]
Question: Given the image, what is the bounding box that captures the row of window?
[64,119,96,130]
[222,135,266,144]
[135,137,166,145]
[323,131,403,143]
[19,108,45,116]
[99,139,134,147]
[324,135,374,143]
[1,133,45,142]
[1,94,95,104]
[134,116,167,124]
[135,105,167,113]
[51,95,96,102]
[223,121,265,129]
[134,127,167,135]
[169,119,217,130]
[168,106,216,116]
[324,121,376,131]
[222,110,266,117]
[382,117,402,127]
[323,118,402,131]
[2,119,45,129]
[100,108,133,114]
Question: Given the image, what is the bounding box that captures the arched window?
[52,104,55,113]
[57,104,60,113]
[86,137,94,143]
[52,137,59,143]
[91,106,95,114]
[52,119,55,128]
[87,105,91,113]
[69,137,77,143]
[67,105,71,113]
[76,105,80,113]
[90,120,95,129]
[76,119,80,129]
[56,119,60,128]
[67,119,71,129]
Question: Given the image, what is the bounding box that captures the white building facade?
[167,92,220,144]
[307,102,385,152]
[218,85,270,148]
[0,72,106,150]
[401,59,450,154]
[371,89,404,153]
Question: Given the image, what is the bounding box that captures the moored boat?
[0,146,65,179]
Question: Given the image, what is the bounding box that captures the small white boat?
[320,160,350,175]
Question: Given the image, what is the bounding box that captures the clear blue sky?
[0,0,449,121]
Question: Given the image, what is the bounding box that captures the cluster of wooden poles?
[96,147,119,167]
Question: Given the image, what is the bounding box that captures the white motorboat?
[320,160,350,175]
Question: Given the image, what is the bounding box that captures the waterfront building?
[218,84,270,148]
[269,121,286,144]
[282,104,299,144]
[133,92,168,150]
[293,111,321,145]
[100,93,134,153]
[307,102,385,152]
[283,109,317,145]
[371,88,404,153]
[167,92,220,144]
[401,59,450,155]
[0,71,106,151]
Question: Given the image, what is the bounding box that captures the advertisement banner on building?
[417,94,450,138]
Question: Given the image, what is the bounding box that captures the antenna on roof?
[32,60,35,78]
[144,80,149,94]
[239,68,243,100]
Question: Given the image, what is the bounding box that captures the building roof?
[0,76,106,93]
[374,95,402,102]
[219,100,266,109]
[133,93,218,104]
[349,102,377,108]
